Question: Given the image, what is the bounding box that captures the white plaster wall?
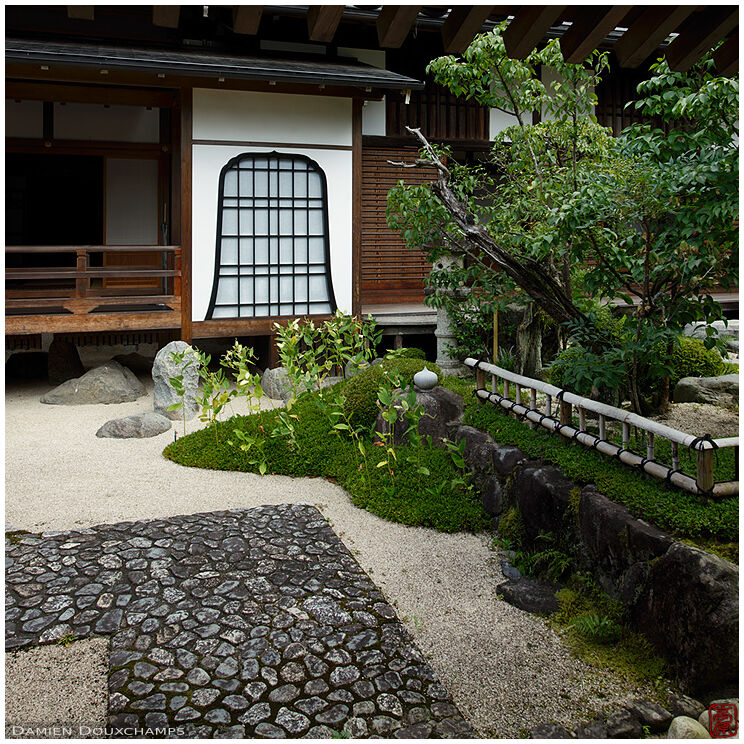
[193,89,352,146]
[363,99,386,136]
[192,145,352,322]
[489,108,519,139]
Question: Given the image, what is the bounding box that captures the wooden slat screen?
[386,83,489,141]
[361,146,437,304]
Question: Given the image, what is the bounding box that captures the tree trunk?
[516,303,543,379]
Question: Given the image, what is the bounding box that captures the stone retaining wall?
[452,424,738,697]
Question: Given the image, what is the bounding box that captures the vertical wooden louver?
[361,146,437,304]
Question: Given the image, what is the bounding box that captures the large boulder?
[48,340,85,386]
[630,543,738,694]
[374,386,463,446]
[510,462,575,541]
[152,341,200,421]
[578,486,673,590]
[673,374,738,405]
[40,361,145,405]
[96,412,172,439]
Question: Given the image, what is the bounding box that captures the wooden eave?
[5,38,425,97]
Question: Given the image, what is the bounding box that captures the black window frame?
[206,150,338,320]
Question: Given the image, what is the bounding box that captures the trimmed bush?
[386,347,426,360]
[670,336,727,387]
[341,356,442,430]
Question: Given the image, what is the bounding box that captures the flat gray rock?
[41,361,145,405]
[673,374,738,405]
[497,577,560,615]
[96,412,172,439]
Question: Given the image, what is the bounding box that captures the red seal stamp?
[710,702,738,738]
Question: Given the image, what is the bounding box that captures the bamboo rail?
[466,358,738,499]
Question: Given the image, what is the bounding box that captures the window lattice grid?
[207,154,336,319]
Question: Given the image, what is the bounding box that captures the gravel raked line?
[6,377,656,737]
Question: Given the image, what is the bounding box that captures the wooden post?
[492,310,498,363]
[579,407,586,432]
[696,445,715,493]
[671,441,679,471]
[529,388,537,429]
[559,400,572,429]
[179,87,193,344]
[75,248,89,298]
[476,367,485,390]
[351,99,363,318]
[646,432,655,461]
[622,422,630,449]
[598,414,606,441]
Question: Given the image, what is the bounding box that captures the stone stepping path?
[6,504,474,739]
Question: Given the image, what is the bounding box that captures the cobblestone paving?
[6,504,475,739]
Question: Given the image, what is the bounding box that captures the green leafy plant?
[57,632,77,648]
[168,347,199,435]
[569,613,621,645]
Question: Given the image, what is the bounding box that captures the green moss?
[568,487,582,516]
[551,573,667,690]
[443,379,738,548]
[497,506,524,546]
[5,530,33,544]
[164,389,488,534]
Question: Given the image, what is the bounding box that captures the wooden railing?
[6,245,183,335]
[465,358,739,499]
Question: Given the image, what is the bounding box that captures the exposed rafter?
[232,6,263,36]
[713,34,738,76]
[152,5,180,29]
[560,6,632,64]
[441,6,494,55]
[503,5,566,59]
[613,6,694,69]
[377,5,421,49]
[67,6,94,21]
[307,6,345,43]
[664,7,739,72]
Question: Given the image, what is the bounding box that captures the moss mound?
[163,389,488,534]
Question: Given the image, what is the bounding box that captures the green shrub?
[385,347,426,360]
[341,357,442,431]
[547,346,587,390]
[670,336,727,386]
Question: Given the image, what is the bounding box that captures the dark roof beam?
[664,7,739,72]
[377,5,421,49]
[232,6,263,35]
[441,6,494,55]
[503,5,567,59]
[153,5,180,29]
[713,34,738,76]
[307,6,344,43]
[560,5,633,64]
[613,6,694,68]
[67,6,94,21]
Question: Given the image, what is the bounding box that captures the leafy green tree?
[387,28,738,412]
[556,54,738,411]
[386,26,613,375]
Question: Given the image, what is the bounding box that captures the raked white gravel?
[5,376,656,737]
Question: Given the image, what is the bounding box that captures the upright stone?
[152,341,200,421]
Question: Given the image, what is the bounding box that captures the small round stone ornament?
[413,366,438,390]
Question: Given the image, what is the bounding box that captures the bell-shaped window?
[207,152,337,319]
